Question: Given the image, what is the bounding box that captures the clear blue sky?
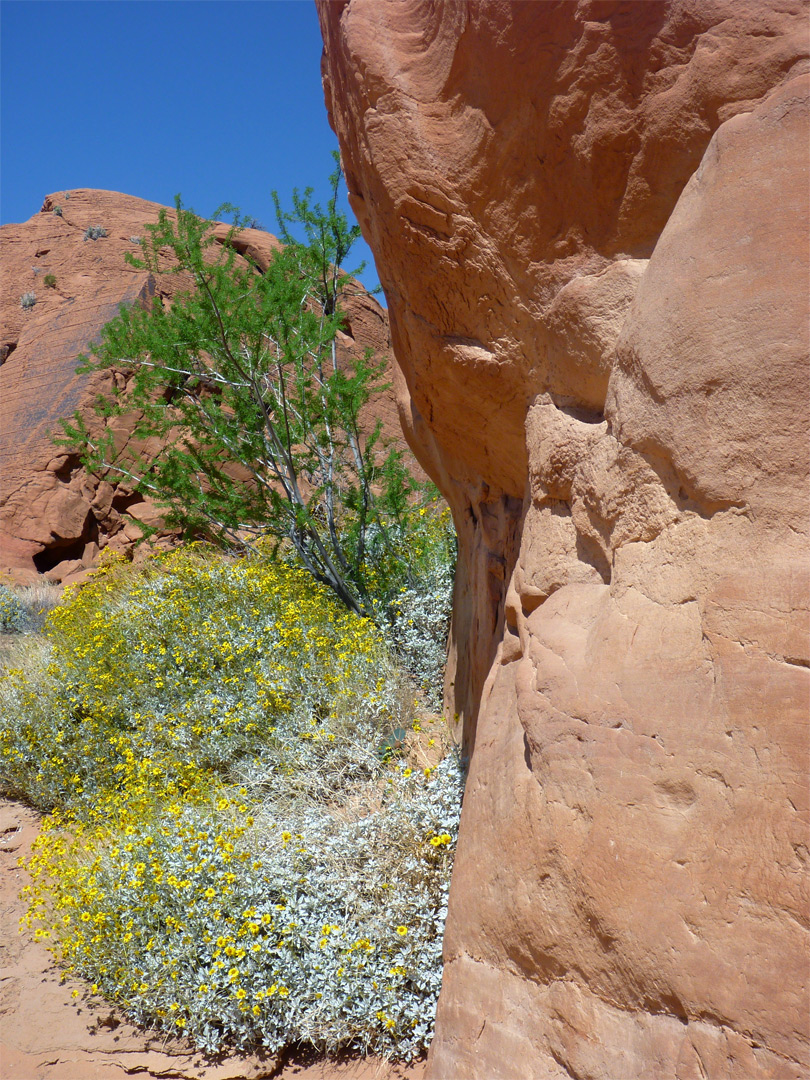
[0,0,381,294]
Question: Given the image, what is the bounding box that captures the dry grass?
[12,581,63,631]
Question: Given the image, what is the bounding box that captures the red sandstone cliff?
[0,189,400,584]
[318,2,810,1076]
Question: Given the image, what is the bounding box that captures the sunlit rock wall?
[317,2,810,1076]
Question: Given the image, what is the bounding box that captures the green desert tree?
[59,159,423,623]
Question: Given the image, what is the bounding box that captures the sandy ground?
[0,798,427,1080]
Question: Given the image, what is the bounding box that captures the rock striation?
[0,190,401,584]
[318,2,810,1077]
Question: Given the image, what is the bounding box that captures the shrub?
[20,291,36,310]
[59,158,428,626]
[83,225,107,241]
[0,585,27,632]
[43,273,57,288]
[381,505,455,710]
[2,548,463,1060]
[23,752,461,1059]
[52,206,63,217]
[0,548,403,807]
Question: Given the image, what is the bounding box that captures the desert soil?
[0,798,426,1080]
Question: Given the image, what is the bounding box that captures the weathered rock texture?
[318,2,810,1077]
[0,190,401,584]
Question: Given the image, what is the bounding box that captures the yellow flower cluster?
[3,545,462,1062]
[1,547,391,815]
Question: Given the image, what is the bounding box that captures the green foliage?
[83,225,107,241]
[1,549,463,1059]
[270,153,367,318]
[43,273,57,288]
[20,291,36,310]
[59,158,429,625]
[52,206,63,217]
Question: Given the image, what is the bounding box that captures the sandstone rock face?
[318,3,810,1076]
[0,190,400,583]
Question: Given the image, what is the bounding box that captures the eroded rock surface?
[318,2,810,1076]
[0,190,401,583]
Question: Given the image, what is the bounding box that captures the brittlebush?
[1,548,462,1059]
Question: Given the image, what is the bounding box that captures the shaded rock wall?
[0,190,400,583]
[317,2,810,1076]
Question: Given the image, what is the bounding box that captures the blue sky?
[0,0,381,294]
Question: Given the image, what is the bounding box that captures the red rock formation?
[318,2,810,1076]
[0,190,402,583]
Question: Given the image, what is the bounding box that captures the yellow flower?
[396,925,408,936]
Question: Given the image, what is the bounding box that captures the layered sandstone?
[318,2,810,1077]
[0,190,400,583]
